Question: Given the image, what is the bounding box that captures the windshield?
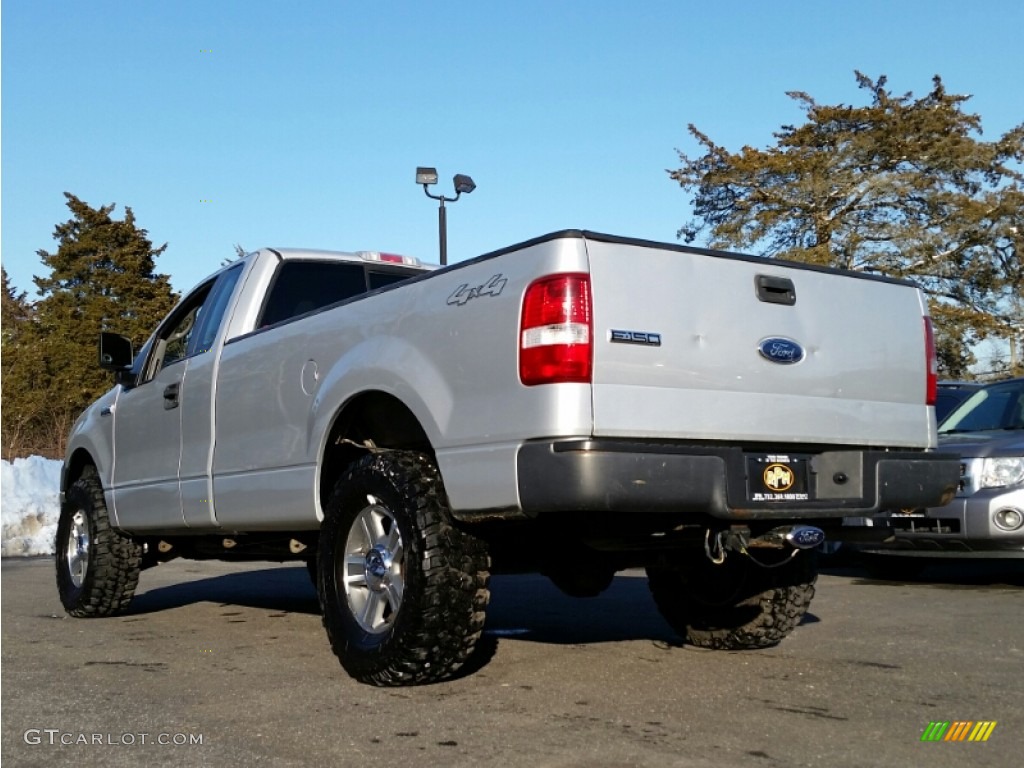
[939,379,1024,433]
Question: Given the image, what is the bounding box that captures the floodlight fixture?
[453,174,476,195]
[415,166,477,266]
[416,167,438,186]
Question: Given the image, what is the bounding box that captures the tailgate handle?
[756,275,796,305]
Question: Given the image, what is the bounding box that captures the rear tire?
[55,471,142,617]
[647,551,816,650]
[317,451,490,686]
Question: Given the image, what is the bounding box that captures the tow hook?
[704,525,826,565]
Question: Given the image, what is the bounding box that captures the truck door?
[112,278,218,531]
[177,264,244,528]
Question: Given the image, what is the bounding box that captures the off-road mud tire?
[647,551,816,650]
[55,471,142,617]
[318,451,490,686]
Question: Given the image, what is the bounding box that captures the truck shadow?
[129,564,321,616]
[485,573,683,645]
[129,566,820,645]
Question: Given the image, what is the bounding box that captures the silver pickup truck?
[57,230,959,685]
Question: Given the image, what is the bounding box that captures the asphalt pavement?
[2,555,1022,768]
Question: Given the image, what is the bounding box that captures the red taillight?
[519,274,592,385]
[924,316,937,406]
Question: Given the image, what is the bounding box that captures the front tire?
[647,551,816,650]
[317,451,490,686]
[55,471,142,617]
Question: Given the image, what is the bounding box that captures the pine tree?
[2,267,31,336]
[1,268,40,459]
[2,193,178,457]
[669,72,1024,378]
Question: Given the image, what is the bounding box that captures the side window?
[259,262,368,327]
[159,290,211,372]
[189,264,243,356]
[138,265,243,384]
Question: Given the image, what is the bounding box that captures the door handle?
[163,382,181,410]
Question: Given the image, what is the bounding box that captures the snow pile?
[1,456,62,556]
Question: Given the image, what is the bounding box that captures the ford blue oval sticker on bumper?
[758,337,805,364]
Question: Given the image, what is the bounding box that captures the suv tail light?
[519,274,592,385]
[924,316,937,406]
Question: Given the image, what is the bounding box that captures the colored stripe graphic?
[945,721,973,741]
[922,720,997,742]
[969,722,997,742]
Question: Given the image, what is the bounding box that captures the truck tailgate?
[584,235,934,448]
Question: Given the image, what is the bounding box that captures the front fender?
[62,386,119,517]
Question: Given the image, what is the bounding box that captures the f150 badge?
[758,337,805,364]
[447,274,507,306]
[610,330,662,346]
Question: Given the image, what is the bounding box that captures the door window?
[189,264,243,356]
[140,264,243,383]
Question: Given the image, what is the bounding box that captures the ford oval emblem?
[785,525,826,550]
[758,337,805,365]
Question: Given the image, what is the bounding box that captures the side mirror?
[99,332,133,371]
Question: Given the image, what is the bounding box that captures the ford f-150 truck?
[56,230,960,685]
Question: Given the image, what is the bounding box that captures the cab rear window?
[258,261,416,327]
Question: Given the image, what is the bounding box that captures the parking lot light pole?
[416,167,476,266]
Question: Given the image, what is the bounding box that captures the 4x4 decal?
[447,274,507,306]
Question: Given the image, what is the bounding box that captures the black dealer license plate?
[746,454,811,502]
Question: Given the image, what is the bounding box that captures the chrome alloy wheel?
[342,496,405,634]
[65,509,90,589]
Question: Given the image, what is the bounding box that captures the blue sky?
[3,0,1022,296]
